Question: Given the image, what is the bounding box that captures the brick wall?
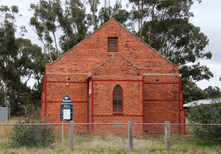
[45,19,179,74]
[41,19,184,135]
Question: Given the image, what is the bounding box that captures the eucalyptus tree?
[204,86,221,99]
[29,0,90,61]
[29,0,59,62]
[99,2,130,27]
[58,0,89,52]
[0,4,52,115]
[11,38,47,114]
[128,0,150,38]
[87,0,100,30]
[0,5,20,106]
[98,6,111,25]
[129,0,213,90]
[112,3,130,26]
[182,81,208,103]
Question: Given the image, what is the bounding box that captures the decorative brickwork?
[40,19,185,135]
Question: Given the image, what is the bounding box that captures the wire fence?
[1,122,221,152]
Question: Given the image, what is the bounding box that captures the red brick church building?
[40,19,185,135]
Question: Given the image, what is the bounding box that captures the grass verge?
[1,134,221,154]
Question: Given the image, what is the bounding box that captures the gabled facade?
[40,19,185,135]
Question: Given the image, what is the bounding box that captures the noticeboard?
[60,95,73,122]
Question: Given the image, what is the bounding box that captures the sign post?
[60,95,73,145]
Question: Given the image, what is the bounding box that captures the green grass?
[1,134,221,154]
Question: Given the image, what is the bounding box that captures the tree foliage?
[204,86,221,99]
[0,1,215,116]
[139,0,213,91]
[99,3,130,27]
[29,0,90,61]
[183,85,221,103]
[0,5,47,116]
[0,5,21,107]
[87,0,100,30]
[182,81,208,103]
[9,38,47,115]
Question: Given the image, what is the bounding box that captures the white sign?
[63,109,70,119]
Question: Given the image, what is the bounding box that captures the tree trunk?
[89,0,97,30]
[39,36,53,63]
[4,77,8,106]
[115,0,118,14]
[148,3,156,41]
[138,0,141,38]
[109,0,110,16]
[48,45,53,63]
[139,0,144,39]
[93,12,96,29]
[67,35,70,51]
[159,23,173,53]
[158,13,177,53]
[52,31,60,56]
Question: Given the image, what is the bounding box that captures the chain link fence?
[1,122,221,152]
[170,124,221,151]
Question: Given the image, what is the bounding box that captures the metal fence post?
[128,121,133,151]
[69,121,74,149]
[165,121,170,149]
[62,122,63,145]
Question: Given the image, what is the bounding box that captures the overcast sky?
[1,0,221,90]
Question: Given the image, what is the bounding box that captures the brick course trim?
[93,79,143,82]
[144,82,179,84]
[45,101,87,103]
[93,115,143,116]
[47,81,87,83]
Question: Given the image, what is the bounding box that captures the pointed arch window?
[113,85,123,112]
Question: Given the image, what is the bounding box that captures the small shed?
[0,106,10,121]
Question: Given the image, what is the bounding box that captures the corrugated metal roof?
[183,98,221,107]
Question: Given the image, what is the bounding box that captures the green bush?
[187,98,221,143]
[8,121,55,147]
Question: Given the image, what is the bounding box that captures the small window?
[113,85,123,112]
[108,37,118,52]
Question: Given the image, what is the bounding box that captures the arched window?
[113,85,123,112]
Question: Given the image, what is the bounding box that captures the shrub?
[187,98,221,143]
[8,120,55,147]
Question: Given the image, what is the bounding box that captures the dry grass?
[0,125,13,139]
[0,134,221,154]
[1,119,221,154]
[1,136,221,154]
[0,118,17,139]
[0,116,26,139]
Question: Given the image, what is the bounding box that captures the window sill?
[113,112,123,115]
[108,52,117,56]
